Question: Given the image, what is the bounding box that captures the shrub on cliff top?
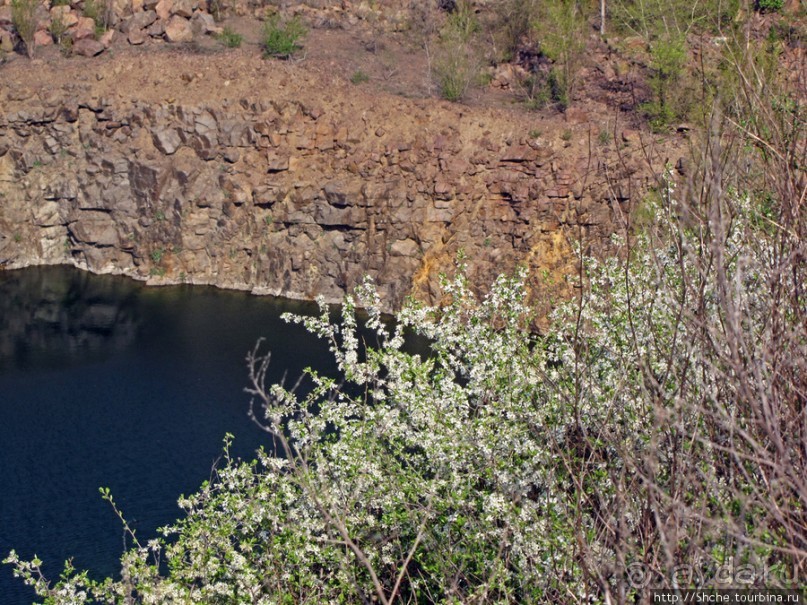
[217,26,243,48]
[262,14,306,59]
[433,0,481,102]
[756,0,784,11]
[11,0,38,59]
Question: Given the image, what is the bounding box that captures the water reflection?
[0,266,430,605]
[0,267,332,605]
[0,267,140,370]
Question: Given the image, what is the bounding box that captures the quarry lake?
[0,266,345,604]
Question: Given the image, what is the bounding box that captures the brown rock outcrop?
[0,54,665,316]
[164,15,192,42]
[73,38,105,56]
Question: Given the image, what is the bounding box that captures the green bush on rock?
[261,15,306,60]
[11,0,38,58]
[757,0,784,12]
[217,26,243,48]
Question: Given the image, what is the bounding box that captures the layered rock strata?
[0,56,660,312]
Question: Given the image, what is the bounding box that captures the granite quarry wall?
[0,70,659,312]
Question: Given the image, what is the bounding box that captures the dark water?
[0,266,345,604]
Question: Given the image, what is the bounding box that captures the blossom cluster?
[6,177,803,602]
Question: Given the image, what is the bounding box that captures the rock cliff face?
[0,54,662,312]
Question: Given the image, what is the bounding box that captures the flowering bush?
[6,171,806,602]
